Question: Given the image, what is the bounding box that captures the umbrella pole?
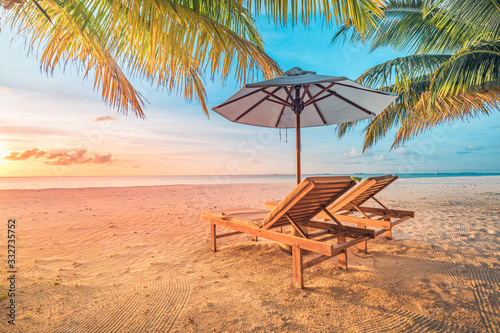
[291,104,302,239]
[296,112,301,185]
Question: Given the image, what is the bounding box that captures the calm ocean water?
[0,173,499,190]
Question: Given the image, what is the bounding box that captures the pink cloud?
[92,116,118,122]
[3,147,114,165]
[4,147,42,161]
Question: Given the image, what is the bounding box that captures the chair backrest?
[328,174,398,213]
[260,176,356,228]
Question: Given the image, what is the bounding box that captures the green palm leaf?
[334,0,500,148]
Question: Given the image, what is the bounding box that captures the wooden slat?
[391,215,412,227]
[328,179,377,212]
[297,184,356,226]
[287,205,322,213]
[201,212,334,256]
[294,195,344,203]
[288,209,322,217]
[304,220,376,238]
[288,211,322,219]
[307,230,330,239]
[329,175,399,213]
[261,182,316,229]
[303,254,333,270]
[353,204,371,219]
[345,176,399,209]
[307,187,354,193]
[264,179,356,230]
[332,235,372,257]
[312,182,353,189]
[216,231,243,239]
[285,214,308,239]
[320,205,347,230]
[315,234,346,242]
[358,207,415,218]
[315,212,392,229]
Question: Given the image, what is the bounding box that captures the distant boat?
[435,168,440,175]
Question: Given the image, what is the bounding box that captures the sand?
[0,176,499,332]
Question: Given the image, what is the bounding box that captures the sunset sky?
[1,19,499,177]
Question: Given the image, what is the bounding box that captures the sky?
[0,18,499,177]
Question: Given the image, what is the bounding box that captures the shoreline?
[1,174,500,191]
[0,176,499,332]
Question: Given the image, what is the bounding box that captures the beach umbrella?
[212,67,398,184]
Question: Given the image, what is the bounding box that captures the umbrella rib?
[275,104,286,128]
[299,84,310,105]
[274,86,294,128]
[261,88,292,107]
[313,91,336,104]
[306,90,327,125]
[267,99,291,107]
[283,86,295,105]
[213,88,263,109]
[235,86,282,122]
[315,83,376,116]
[303,83,336,107]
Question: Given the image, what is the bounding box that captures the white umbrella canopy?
[212,67,398,184]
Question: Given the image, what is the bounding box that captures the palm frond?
[429,39,500,98]
[335,0,500,149]
[356,74,431,149]
[357,54,450,88]
[2,0,283,116]
[332,0,478,54]
[249,0,386,34]
[429,0,500,40]
[6,0,147,117]
[393,89,500,147]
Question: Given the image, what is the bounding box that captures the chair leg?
[210,223,217,252]
[357,222,368,254]
[384,217,392,240]
[385,229,392,240]
[292,244,304,289]
[252,236,258,241]
[338,236,348,269]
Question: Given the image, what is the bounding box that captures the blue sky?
[0,18,499,177]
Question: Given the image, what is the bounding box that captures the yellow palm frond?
[2,0,386,117]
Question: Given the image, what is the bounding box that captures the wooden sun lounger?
[265,174,414,254]
[201,176,382,289]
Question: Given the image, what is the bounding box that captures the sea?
[0,173,499,190]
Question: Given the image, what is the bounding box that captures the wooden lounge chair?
[265,174,414,254]
[201,176,381,288]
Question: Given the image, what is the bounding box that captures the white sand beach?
[0,176,499,332]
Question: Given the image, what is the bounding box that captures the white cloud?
[374,154,385,161]
[465,144,482,151]
[395,147,418,156]
[344,147,362,159]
